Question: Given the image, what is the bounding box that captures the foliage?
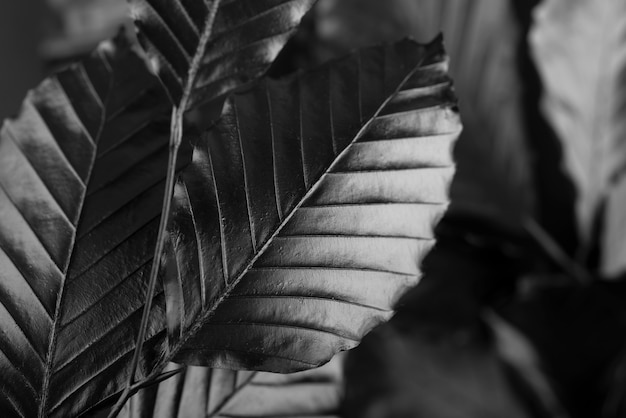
[3,0,626,417]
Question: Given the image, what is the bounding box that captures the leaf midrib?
[156,49,431,375]
[38,51,116,417]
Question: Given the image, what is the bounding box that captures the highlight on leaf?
[159,36,461,371]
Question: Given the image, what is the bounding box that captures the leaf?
[531,0,626,246]
[603,179,626,276]
[0,34,177,418]
[160,38,460,371]
[41,0,131,62]
[311,0,535,229]
[119,355,344,417]
[129,0,317,109]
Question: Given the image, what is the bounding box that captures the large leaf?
[129,0,317,109]
[120,355,343,417]
[531,0,626,249]
[312,0,534,229]
[159,38,460,370]
[0,34,176,418]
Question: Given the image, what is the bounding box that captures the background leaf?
[162,38,460,371]
[120,355,343,417]
[42,0,131,64]
[531,0,626,256]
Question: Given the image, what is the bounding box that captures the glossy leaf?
[0,34,177,418]
[313,0,534,229]
[161,38,460,371]
[531,0,626,246]
[129,0,317,109]
[120,355,343,417]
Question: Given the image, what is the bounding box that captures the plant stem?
[107,107,183,418]
[524,217,593,285]
[108,1,222,414]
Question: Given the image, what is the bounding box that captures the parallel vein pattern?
[121,355,343,418]
[129,0,317,108]
[165,38,461,371]
[0,35,178,418]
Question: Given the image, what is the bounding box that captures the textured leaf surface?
[0,35,177,418]
[314,0,534,228]
[162,38,461,371]
[531,0,626,246]
[129,0,316,108]
[120,355,343,417]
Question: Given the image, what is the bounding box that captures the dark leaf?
[119,355,343,417]
[161,38,460,371]
[0,34,176,418]
[531,0,626,253]
[129,0,317,109]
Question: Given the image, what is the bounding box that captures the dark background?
[0,1,47,120]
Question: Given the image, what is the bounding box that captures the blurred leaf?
[163,39,460,370]
[604,179,626,277]
[531,0,626,253]
[0,34,178,418]
[311,0,535,229]
[500,278,626,417]
[42,0,131,62]
[120,356,344,417]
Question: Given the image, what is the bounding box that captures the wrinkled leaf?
[0,34,175,418]
[312,0,534,229]
[120,355,343,417]
[531,0,626,249]
[130,0,317,109]
[161,38,460,371]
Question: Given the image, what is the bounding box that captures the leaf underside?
[130,0,317,109]
[120,355,343,418]
[163,37,461,371]
[531,0,626,250]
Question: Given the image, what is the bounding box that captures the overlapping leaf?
[120,355,343,417]
[313,0,534,229]
[0,34,176,418]
[129,0,317,109]
[161,38,461,371]
[531,0,626,254]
